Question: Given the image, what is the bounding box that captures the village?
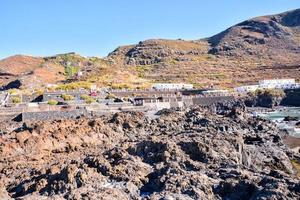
[0,79,299,122]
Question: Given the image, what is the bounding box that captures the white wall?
[152,83,193,90]
[259,79,295,86]
[234,85,259,93]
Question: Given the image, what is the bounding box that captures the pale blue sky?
[0,0,299,59]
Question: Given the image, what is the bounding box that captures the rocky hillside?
[1,102,300,199]
[0,52,149,90]
[0,54,65,90]
[209,9,300,58]
[1,9,300,90]
[109,9,300,88]
[0,53,118,90]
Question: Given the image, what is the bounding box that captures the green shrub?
[111,83,130,89]
[56,81,92,91]
[65,66,80,78]
[48,99,58,105]
[11,96,21,104]
[80,94,89,100]
[35,89,44,96]
[8,89,18,95]
[123,97,130,102]
[85,98,95,104]
[80,94,95,104]
[105,93,116,99]
[136,65,151,78]
[61,94,74,101]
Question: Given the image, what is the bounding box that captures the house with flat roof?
[152,83,193,90]
[234,79,300,93]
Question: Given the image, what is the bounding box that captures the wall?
[18,96,235,122]
[43,91,88,102]
[144,102,171,110]
[22,108,87,122]
[22,94,42,103]
[192,96,235,106]
[0,114,19,122]
[0,93,7,104]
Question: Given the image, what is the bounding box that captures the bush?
[11,96,21,104]
[34,89,44,96]
[111,83,130,89]
[48,99,58,105]
[85,98,95,104]
[8,89,18,95]
[105,93,116,99]
[80,94,95,104]
[61,94,74,101]
[80,94,89,100]
[65,66,80,78]
[56,81,92,91]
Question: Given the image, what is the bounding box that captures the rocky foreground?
[1,101,300,199]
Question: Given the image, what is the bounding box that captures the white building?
[77,71,83,77]
[203,89,229,95]
[259,79,296,89]
[259,79,295,86]
[46,84,58,88]
[152,83,193,90]
[234,85,260,93]
[234,79,300,93]
[90,84,97,91]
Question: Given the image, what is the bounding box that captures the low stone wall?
[0,114,19,122]
[22,94,42,103]
[182,98,193,107]
[0,93,6,102]
[90,106,152,118]
[43,91,89,102]
[144,102,172,110]
[22,108,87,122]
[20,96,235,122]
[0,106,24,115]
[192,96,235,106]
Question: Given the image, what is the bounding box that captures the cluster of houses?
[1,79,299,122]
[152,79,300,95]
[1,79,299,109]
[234,79,300,93]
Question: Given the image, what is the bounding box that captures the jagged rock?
[283,116,299,121]
[0,101,300,199]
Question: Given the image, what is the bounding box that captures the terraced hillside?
[109,9,300,88]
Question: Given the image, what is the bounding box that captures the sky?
[0,0,300,59]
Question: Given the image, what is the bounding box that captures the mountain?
[108,9,300,88]
[1,9,300,90]
[0,55,65,90]
[0,53,112,90]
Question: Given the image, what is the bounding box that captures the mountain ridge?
[1,8,300,90]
